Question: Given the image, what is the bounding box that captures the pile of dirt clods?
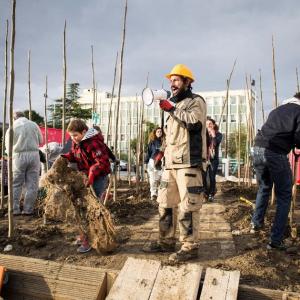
[40,156,118,253]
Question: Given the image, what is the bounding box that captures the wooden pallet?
[0,254,107,300]
[107,257,240,300]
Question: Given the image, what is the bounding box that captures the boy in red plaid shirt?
[62,119,111,253]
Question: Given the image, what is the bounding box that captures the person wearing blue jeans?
[252,92,300,250]
[252,147,292,248]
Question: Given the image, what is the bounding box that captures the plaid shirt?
[0,159,8,186]
[62,132,111,185]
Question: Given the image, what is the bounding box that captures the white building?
[78,88,255,155]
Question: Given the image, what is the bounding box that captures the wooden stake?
[27,49,32,120]
[259,69,265,123]
[296,67,300,93]
[135,95,140,194]
[272,35,278,108]
[1,20,9,209]
[128,106,132,186]
[218,59,237,158]
[237,93,241,186]
[44,76,49,172]
[107,52,118,145]
[113,0,128,202]
[8,0,16,238]
[62,20,67,146]
[91,45,96,116]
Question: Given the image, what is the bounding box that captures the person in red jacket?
[62,119,111,253]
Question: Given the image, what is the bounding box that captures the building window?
[121,134,125,141]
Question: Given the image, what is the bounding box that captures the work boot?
[250,222,264,234]
[168,248,198,262]
[143,241,175,253]
[267,241,287,251]
[151,195,157,201]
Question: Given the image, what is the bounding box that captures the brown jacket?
[164,92,207,169]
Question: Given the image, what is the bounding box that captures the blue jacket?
[145,139,162,164]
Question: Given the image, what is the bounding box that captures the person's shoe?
[250,222,263,234]
[143,241,175,253]
[267,241,287,251]
[22,211,34,216]
[13,211,22,216]
[168,248,199,262]
[208,195,214,202]
[151,195,157,201]
[77,243,92,253]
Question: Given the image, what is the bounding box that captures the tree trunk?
[107,52,118,145]
[44,76,49,172]
[113,0,128,202]
[1,20,9,209]
[296,67,300,93]
[128,107,132,186]
[8,0,16,238]
[62,20,67,146]
[259,69,265,123]
[28,49,32,120]
[91,45,96,116]
[272,35,278,109]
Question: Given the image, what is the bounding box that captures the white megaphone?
[142,88,171,106]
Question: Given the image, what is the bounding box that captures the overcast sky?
[0,0,299,123]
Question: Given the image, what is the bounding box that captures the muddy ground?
[0,180,300,293]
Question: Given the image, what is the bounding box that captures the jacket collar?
[169,89,193,104]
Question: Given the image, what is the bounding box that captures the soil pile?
[40,156,118,253]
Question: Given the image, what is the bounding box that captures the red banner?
[39,127,70,146]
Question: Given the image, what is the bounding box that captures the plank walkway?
[107,257,240,300]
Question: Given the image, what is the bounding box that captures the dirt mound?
[40,156,118,253]
[220,182,257,200]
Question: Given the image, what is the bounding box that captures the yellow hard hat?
[165,64,195,82]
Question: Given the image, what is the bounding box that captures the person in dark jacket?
[206,117,222,201]
[145,127,164,201]
[251,92,300,250]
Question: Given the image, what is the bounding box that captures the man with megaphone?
[144,64,207,262]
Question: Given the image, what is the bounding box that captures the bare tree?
[62,20,67,146]
[28,49,32,120]
[44,76,49,172]
[91,45,96,116]
[218,59,237,158]
[296,67,300,93]
[107,52,119,145]
[272,35,278,108]
[259,69,265,123]
[113,0,128,202]
[7,0,16,237]
[1,20,9,209]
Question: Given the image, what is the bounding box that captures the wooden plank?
[106,257,161,300]
[149,263,203,300]
[0,254,107,300]
[200,268,240,300]
[238,284,300,300]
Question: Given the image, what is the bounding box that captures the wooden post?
[113,0,128,202]
[91,45,96,116]
[136,97,140,194]
[107,52,118,145]
[62,20,67,146]
[128,106,132,186]
[139,102,145,182]
[271,35,278,205]
[259,69,265,123]
[237,94,241,186]
[218,59,237,158]
[7,0,16,238]
[27,49,32,120]
[296,67,300,93]
[44,76,49,172]
[1,20,9,209]
[272,35,278,108]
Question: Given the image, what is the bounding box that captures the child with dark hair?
[62,119,111,253]
[206,117,223,201]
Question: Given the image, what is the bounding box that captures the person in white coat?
[5,111,43,215]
